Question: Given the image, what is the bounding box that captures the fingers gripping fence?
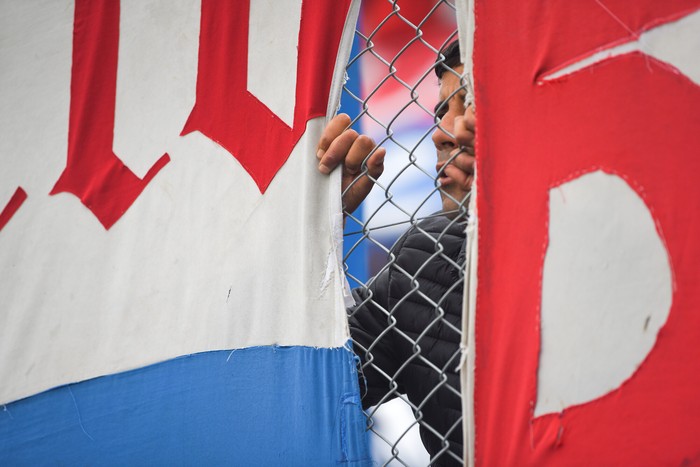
[341,1,470,465]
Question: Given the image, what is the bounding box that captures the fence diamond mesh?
[340,1,470,465]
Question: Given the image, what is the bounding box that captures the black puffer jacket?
[349,214,467,466]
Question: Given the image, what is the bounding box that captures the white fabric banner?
[0,0,360,404]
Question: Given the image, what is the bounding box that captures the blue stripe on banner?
[1,345,371,466]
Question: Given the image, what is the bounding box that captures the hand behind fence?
[316,113,385,215]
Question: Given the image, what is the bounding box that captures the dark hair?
[435,40,462,79]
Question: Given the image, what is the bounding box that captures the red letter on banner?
[0,187,27,232]
[180,0,351,193]
[50,0,170,230]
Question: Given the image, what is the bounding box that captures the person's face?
[431,64,474,217]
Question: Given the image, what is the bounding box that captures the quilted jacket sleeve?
[348,233,411,409]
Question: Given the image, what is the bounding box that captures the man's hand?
[316,114,385,215]
[454,105,475,152]
[442,105,476,192]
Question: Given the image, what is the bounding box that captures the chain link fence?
[341,1,470,465]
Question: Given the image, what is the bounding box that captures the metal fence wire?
[341,1,469,465]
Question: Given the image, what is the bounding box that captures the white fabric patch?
[114,0,200,179]
[536,170,672,417]
[0,0,72,213]
[541,8,700,85]
[247,0,302,127]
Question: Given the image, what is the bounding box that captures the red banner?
[472,0,700,464]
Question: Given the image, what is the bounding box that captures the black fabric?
[349,214,467,466]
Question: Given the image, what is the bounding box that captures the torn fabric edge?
[456,0,476,105]
[323,0,362,343]
[461,169,478,467]
[456,0,478,464]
